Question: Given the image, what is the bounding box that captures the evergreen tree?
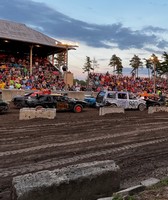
[150,54,160,77]
[159,52,168,77]
[144,58,153,79]
[109,54,123,75]
[92,57,99,73]
[83,56,94,89]
[129,55,143,78]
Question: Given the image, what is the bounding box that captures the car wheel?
[109,103,117,108]
[138,103,146,111]
[73,104,83,113]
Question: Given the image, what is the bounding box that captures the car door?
[117,92,128,108]
[44,96,55,108]
[127,93,139,109]
[55,96,69,110]
[37,95,53,108]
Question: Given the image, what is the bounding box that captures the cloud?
[142,26,168,33]
[0,0,168,52]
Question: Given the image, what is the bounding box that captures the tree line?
[83,52,168,79]
[54,51,168,86]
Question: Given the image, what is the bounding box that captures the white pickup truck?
[96,91,146,111]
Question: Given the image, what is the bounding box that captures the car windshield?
[107,93,116,99]
[96,91,106,103]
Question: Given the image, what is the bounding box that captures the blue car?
[84,95,96,107]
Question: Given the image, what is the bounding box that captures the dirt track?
[1,106,168,200]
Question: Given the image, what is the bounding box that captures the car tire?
[105,102,117,108]
[105,102,117,107]
[138,103,146,111]
[73,104,83,113]
[109,103,117,108]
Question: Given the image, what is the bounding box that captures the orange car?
[138,92,159,100]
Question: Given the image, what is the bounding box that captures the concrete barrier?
[67,91,85,100]
[19,108,56,120]
[12,160,120,200]
[2,89,25,102]
[99,107,125,116]
[148,106,168,114]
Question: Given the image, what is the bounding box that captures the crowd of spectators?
[89,72,168,96]
[0,54,66,91]
[0,54,167,96]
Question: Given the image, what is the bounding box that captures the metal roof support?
[65,46,68,90]
[29,45,33,75]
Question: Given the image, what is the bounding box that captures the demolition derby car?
[84,95,96,107]
[13,93,88,113]
[96,90,147,111]
[145,95,167,108]
[0,91,9,113]
[0,99,9,113]
[12,90,51,108]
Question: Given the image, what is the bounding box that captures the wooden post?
[29,45,33,75]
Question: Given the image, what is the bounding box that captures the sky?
[0,0,168,80]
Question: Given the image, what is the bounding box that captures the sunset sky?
[0,0,168,79]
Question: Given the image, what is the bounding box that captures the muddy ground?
[0,105,168,200]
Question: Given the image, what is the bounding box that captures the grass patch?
[112,178,168,200]
[147,178,168,190]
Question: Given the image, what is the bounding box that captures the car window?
[107,93,116,99]
[118,93,127,99]
[56,96,66,101]
[96,91,106,103]
[97,91,106,98]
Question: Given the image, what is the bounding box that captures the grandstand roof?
[0,19,66,56]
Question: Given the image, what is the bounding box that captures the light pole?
[63,45,69,91]
[153,62,156,94]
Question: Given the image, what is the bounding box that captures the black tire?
[109,103,117,108]
[138,103,146,111]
